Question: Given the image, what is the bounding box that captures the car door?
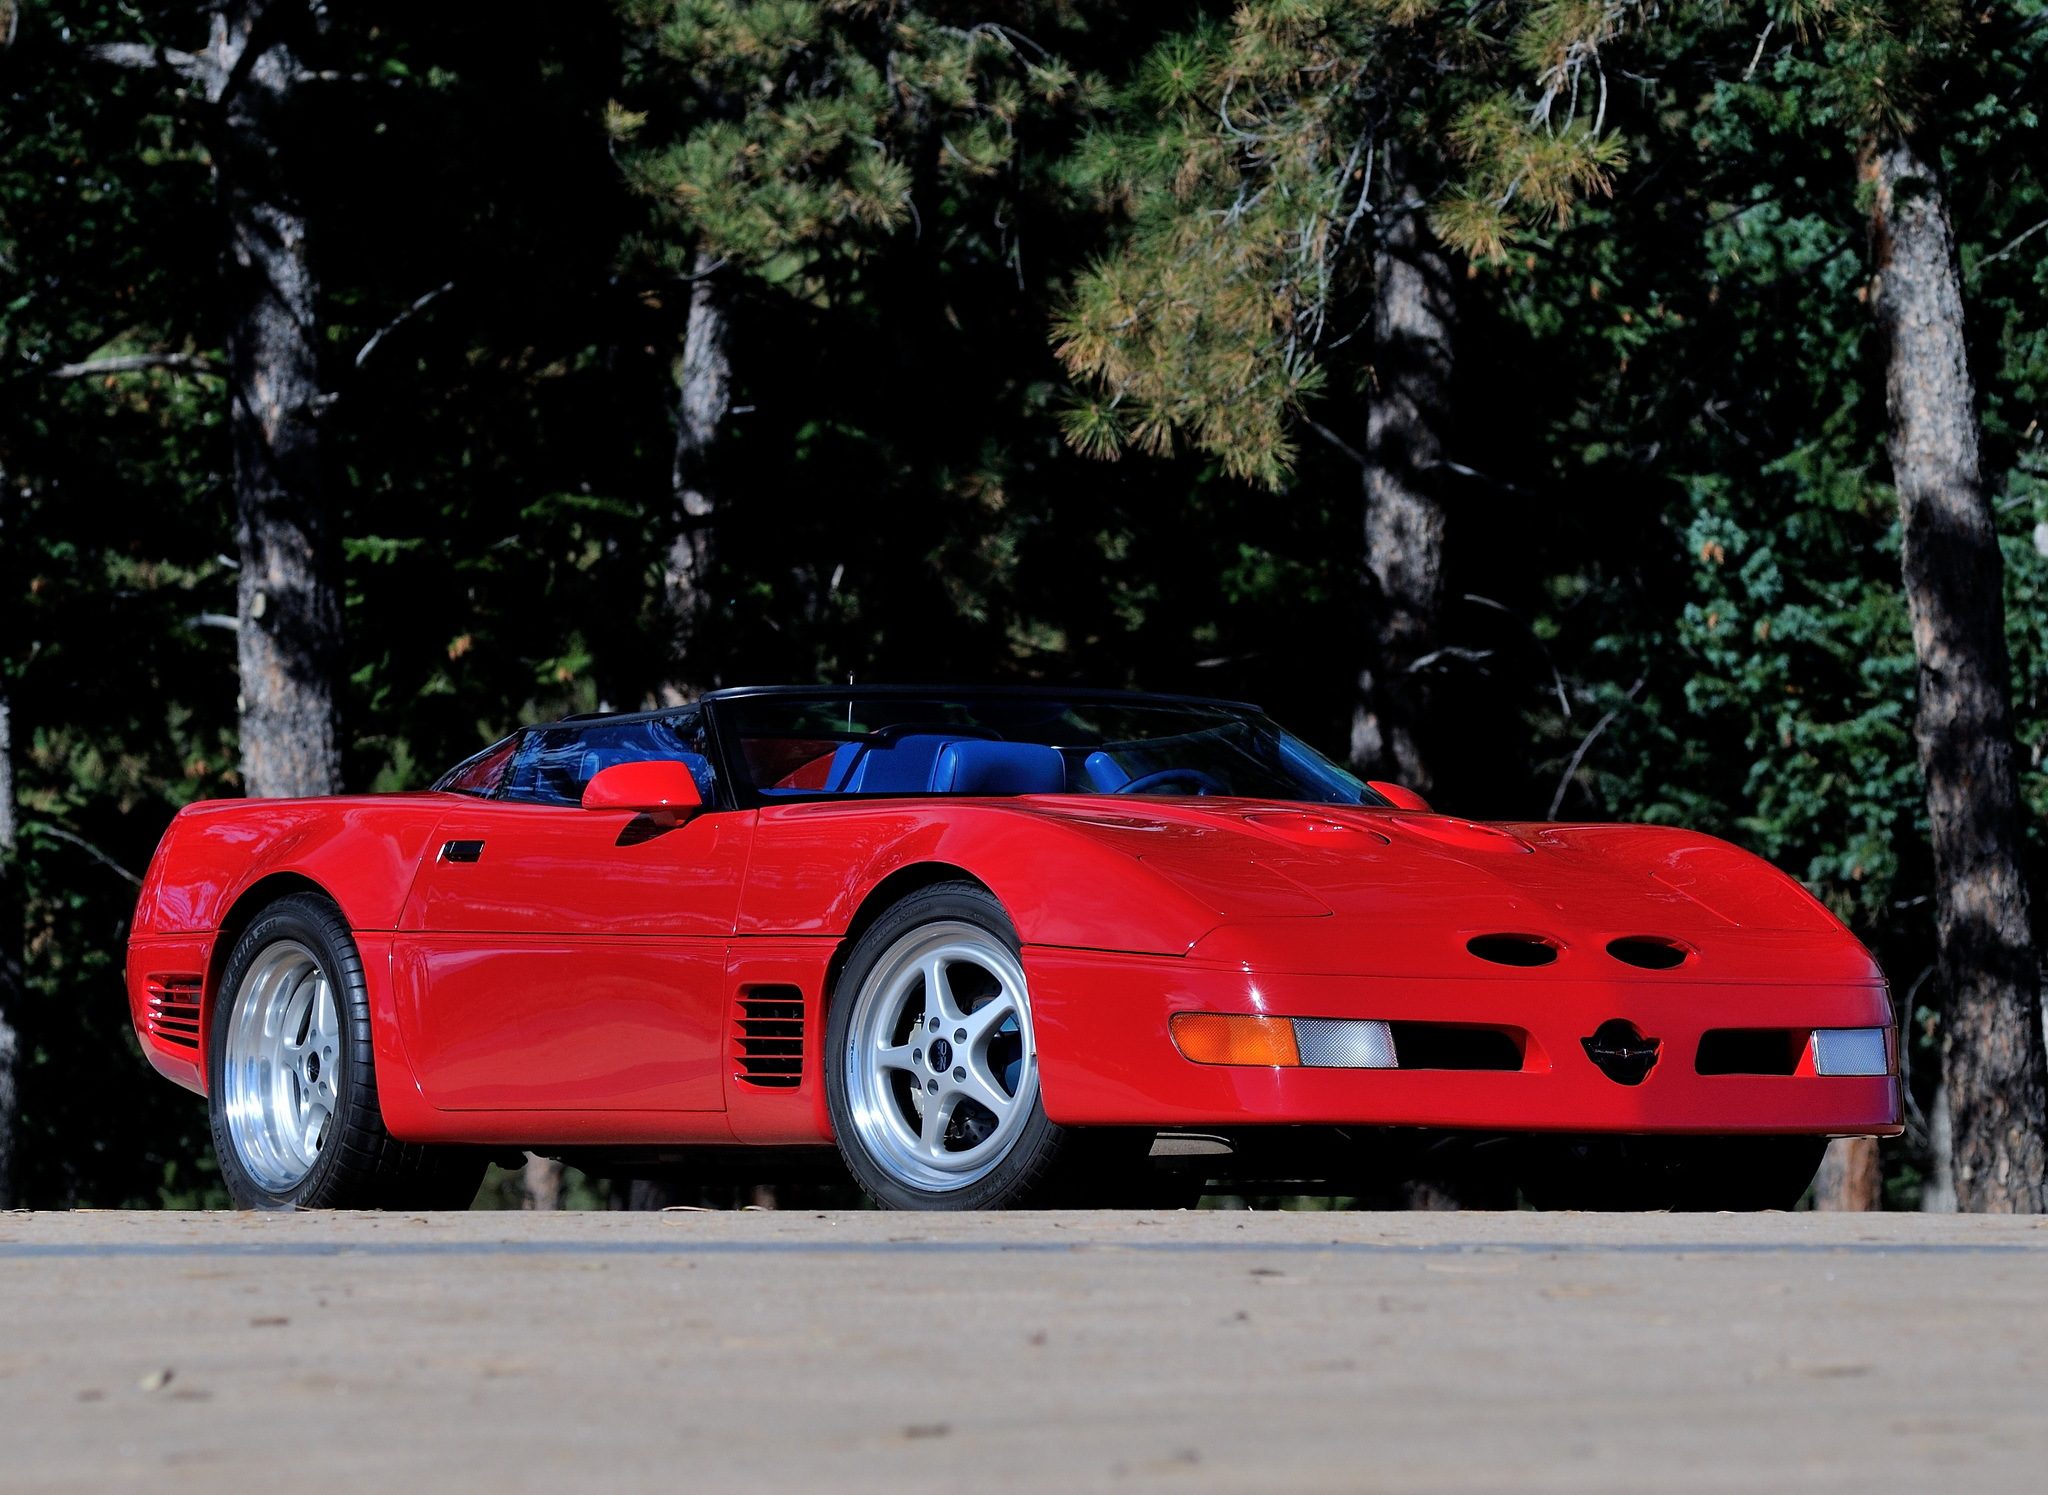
[395,713,749,1113]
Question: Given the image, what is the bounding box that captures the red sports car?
[127,686,1900,1211]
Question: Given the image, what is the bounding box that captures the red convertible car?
[127,686,1899,1211]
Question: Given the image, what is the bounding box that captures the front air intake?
[734,986,806,1089]
[1607,936,1691,971]
[1466,933,1560,968]
[145,974,204,1050]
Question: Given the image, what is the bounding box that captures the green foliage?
[616,1,1076,293]
[2,0,2044,1213]
[1052,3,1421,487]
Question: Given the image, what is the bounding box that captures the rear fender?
[133,796,451,936]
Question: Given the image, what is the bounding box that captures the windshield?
[711,691,1386,807]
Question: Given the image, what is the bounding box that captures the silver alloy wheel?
[842,920,1038,1193]
[219,940,342,1192]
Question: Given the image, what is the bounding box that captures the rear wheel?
[825,882,1077,1209]
[1518,1134,1829,1211]
[209,892,484,1210]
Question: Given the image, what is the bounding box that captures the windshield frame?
[697,685,1387,811]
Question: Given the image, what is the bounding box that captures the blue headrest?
[1082,750,1130,792]
[931,741,1068,796]
[840,734,958,792]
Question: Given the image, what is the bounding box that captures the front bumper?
[1026,948,1901,1136]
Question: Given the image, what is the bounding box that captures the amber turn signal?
[1169,1013,1302,1067]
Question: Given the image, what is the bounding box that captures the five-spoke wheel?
[826,881,1072,1208]
[844,922,1036,1192]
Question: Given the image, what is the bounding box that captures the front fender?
[737,802,1259,954]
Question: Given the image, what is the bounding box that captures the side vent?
[734,985,806,1089]
[145,974,205,1050]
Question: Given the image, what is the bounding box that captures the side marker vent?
[145,974,204,1050]
[734,986,805,1090]
[1466,934,1559,968]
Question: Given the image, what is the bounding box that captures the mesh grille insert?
[1696,1028,1804,1076]
[734,986,805,1089]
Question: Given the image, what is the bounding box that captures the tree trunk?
[1351,185,1455,794]
[1870,137,2048,1213]
[1921,1077,1958,1211]
[520,1153,565,1211]
[657,249,732,707]
[0,686,19,1209]
[1810,1137,1882,1211]
[217,2,343,798]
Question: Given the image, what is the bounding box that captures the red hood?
[1004,797,1878,984]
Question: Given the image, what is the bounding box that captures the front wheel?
[825,882,1075,1209]
[208,892,484,1210]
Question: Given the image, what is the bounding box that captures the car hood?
[1006,797,1877,983]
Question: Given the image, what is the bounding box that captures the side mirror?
[581,761,704,824]
[1367,780,1432,813]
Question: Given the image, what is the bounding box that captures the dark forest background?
[2,1,2044,1210]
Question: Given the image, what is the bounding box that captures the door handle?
[440,839,485,864]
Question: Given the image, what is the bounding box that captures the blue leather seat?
[931,741,1068,795]
[839,734,960,792]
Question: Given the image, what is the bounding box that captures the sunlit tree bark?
[216,2,343,797]
[1352,173,1455,795]
[0,684,19,1208]
[658,250,731,707]
[1871,137,2047,1212]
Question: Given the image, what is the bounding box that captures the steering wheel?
[1115,767,1227,797]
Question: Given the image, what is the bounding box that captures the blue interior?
[931,741,1067,795]
[1081,749,1131,792]
[800,734,1068,796]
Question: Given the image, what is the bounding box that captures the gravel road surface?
[3,1209,2044,1491]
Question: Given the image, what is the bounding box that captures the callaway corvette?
[127,686,1900,1210]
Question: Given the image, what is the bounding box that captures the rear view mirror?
[581,761,704,823]
[1367,780,1432,813]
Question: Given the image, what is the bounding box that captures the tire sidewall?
[825,883,1063,1210]
[208,894,368,1210]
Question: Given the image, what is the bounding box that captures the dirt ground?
[3,1208,2045,1492]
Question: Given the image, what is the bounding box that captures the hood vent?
[145,974,204,1050]
[1607,936,1691,971]
[1466,933,1559,968]
[734,986,805,1089]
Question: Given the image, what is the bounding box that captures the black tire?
[824,881,1083,1210]
[208,892,485,1210]
[1518,1134,1829,1212]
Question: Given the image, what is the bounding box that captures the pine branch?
[26,823,144,889]
[353,280,455,370]
[49,352,223,379]
[86,41,215,87]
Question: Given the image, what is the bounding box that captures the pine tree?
[1052,3,1631,789]
[0,558,18,1210]
[614,1,1082,698]
[92,2,344,797]
[1445,0,2048,1209]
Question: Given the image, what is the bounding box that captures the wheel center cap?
[928,1038,953,1072]
[306,1053,321,1083]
